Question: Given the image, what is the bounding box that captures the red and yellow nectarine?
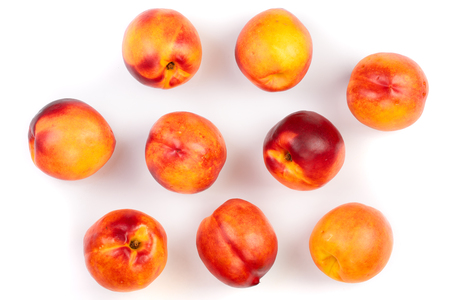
[122,8,202,89]
[84,209,168,292]
[145,111,227,194]
[28,98,115,180]
[196,198,278,287]
[263,110,345,191]
[347,52,428,131]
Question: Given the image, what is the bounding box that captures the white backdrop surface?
[1,1,449,299]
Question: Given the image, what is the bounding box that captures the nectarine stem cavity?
[129,239,140,250]
[166,62,175,70]
[285,152,293,162]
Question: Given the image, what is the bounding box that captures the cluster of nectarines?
[28,6,428,293]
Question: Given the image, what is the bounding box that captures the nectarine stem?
[129,239,140,250]
[285,152,292,162]
[251,277,260,286]
[166,62,175,70]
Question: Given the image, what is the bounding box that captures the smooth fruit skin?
[309,202,394,283]
[145,111,227,194]
[347,52,428,131]
[235,8,313,92]
[263,111,345,191]
[84,209,168,292]
[122,9,202,89]
[28,99,115,180]
[196,198,278,287]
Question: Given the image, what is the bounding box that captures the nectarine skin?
[196,199,278,287]
[145,111,227,194]
[235,8,313,92]
[28,99,115,180]
[122,9,202,89]
[263,111,345,191]
[347,52,428,131]
[84,209,168,292]
[309,202,394,283]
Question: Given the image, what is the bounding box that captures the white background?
[1,0,449,299]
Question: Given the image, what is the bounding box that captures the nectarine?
[145,111,227,194]
[235,8,313,92]
[347,52,428,131]
[28,99,115,180]
[84,209,168,292]
[122,8,202,89]
[196,198,278,287]
[263,110,345,190]
[309,202,394,283]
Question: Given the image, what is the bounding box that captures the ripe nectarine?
[263,110,345,190]
[84,209,168,292]
[196,198,278,287]
[347,52,428,131]
[145,111,227,194]
[28,99,115,180]
[309,202,394,283]
[235,8,313,92]
[122,9,202,89]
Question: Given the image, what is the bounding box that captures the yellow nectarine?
[122,9,202,89]
[309,202,393,283]
[28,99,115,180]
[235,8,313,92]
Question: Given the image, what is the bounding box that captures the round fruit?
[263,110,345,190]
[347,52,428,131]
[145,111,227,194]
[84,209,168,292]
[309,202,393,283]
[196,198,278,287]
[122,9,202,89]
[235,8,313,92]
[28,98,115,180]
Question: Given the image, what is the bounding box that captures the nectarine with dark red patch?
[84,209,168,292]
[263,111,345,191]
[28,99,115,180]
[122,9,202,89]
